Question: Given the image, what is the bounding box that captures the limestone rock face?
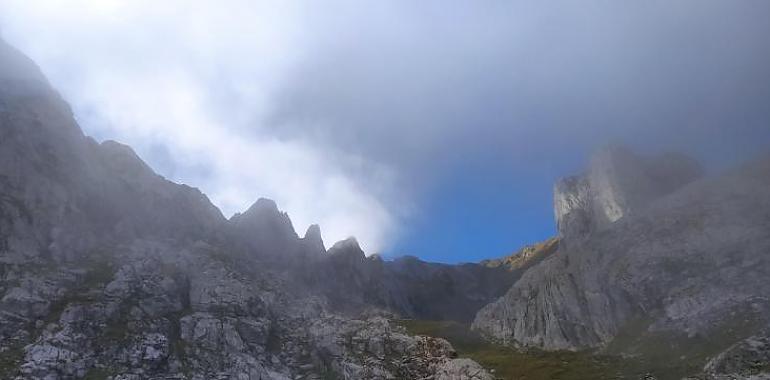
[0,37,495,380]
[307,316,494,380]
[0,36,226,265]
[474,151,770,356]
[554,146,703,239]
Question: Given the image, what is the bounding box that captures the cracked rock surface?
[473,146,770,376]
[0,37,494,380]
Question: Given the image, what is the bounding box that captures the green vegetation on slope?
[397,317,764,380]
[394,319,638,380]
[0,346,23,379]
[603,310,767,380]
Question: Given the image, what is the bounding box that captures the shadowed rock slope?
[0,37,499,380]
[314,238,556,323]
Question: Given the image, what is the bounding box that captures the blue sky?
[386,131,770,264]
[385,161,559,263]
[2,1,769,262]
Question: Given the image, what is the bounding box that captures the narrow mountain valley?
[1,33,769,380]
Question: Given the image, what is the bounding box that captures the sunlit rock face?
[554,145,703,240]
[553,176,592,239]
[475,148,770,363]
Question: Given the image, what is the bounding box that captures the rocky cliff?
[473,147,770,377]
[4,33,769,379]
[554,146,703,240]
[0,38,497,379]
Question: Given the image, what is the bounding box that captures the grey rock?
[229,198,302,260]
[435,358,495,380]
[699,330,770,379]
[302,224,325,255]
[554,145,702,240]
[474,150,770,355]
[0,35,573,380]
[0,287,49,318]
[180,312,245,352]
[307,316,492,380]
[316,237,522,322]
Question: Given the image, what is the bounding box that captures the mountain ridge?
[2,34,769,380]
[472,146,770,379]
[0,37,503,379]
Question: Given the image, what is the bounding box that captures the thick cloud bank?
[2,0,769,254]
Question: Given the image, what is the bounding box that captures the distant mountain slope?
[312,237,526,322]
[480,237,558,271]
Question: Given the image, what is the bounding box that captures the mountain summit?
[2,34,769,380]
[0,38,496,379]
[553,145,703,240]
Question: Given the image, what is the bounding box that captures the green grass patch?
[394,319,636,380]
[0,346,24,378]
[394,313,766,379]
[83,366,117,380]
[603,311,766,380]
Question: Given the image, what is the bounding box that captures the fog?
[2,0,769,254]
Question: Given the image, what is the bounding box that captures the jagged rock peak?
[328,237,364,258]
[303,223,322,240]
[245,197,280,214]
[229,197,301,258]
[554,145,703,239]
[0,36,81,141]
[302,223,325,253]
[0,36,48,86]
[232,198,296,234]
[0,37,501,379]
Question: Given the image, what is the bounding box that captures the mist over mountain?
[0,37,506,379]
[2,0,770,259]
[1,2,770,380]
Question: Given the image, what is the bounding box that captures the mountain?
[472,146,770,378]
[307,235,527,322]
[3,34,769,380]
[0,37,498,379]
[553,146,703,241]
[480,237,558,271]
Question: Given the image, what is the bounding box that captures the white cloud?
[1,0,768,256]
[0,0,398,252]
